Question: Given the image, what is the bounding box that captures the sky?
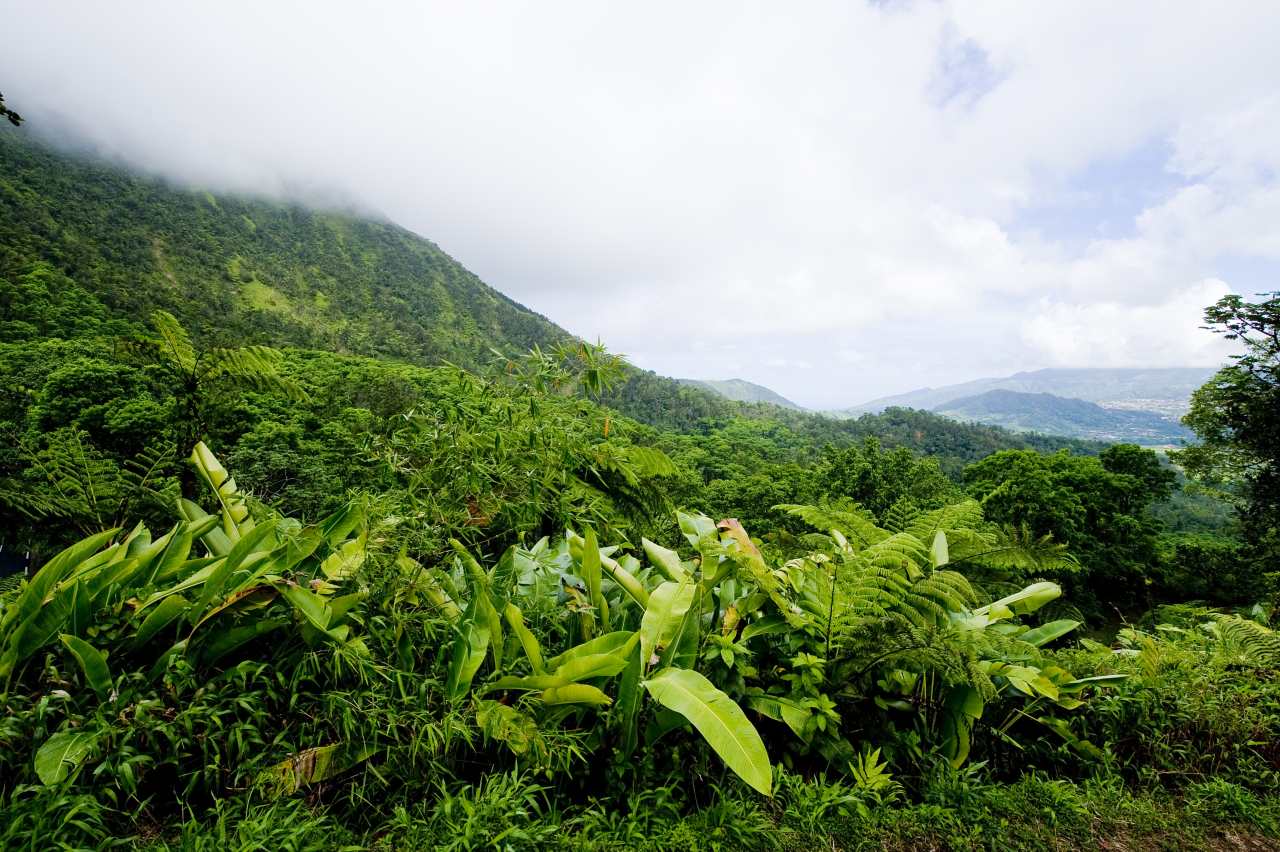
[2,1,1277,408]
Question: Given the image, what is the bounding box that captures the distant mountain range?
[677,378,801,409]
[935,390,1193,445]
[824,367,1219,445]
[838,367,1217,418]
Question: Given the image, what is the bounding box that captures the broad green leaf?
[35,731,98,785]
[545,631,636,671]
[541,683,612,706]
[277,583,332,632]
[1018,619,1080,648]
[642,537,688,582]
[445,598,490,703]
[318,502,365,547]
[740,614,791,642]
[320,531,366,581]
[677,511,717,549]
[485,674,570,692]
[642,668,771,796]
[640,582,695,667]
[604,554,650,607]
[191,441,253,541]
[177,499,233,557]
[257,742,377,797]
[503,603,545,674]
[131,594,190,648]
[977,582,1062,618]
[745,693,809,739]
[554,649,632,682]
[197,618,287,665]
[941,685,983,767]
[0,528,119,676]
[930,530,949,568]
[657,585,702,671]
[59,634,111,700]
[614,643,643,755]
[195,519,278,617]
[581,528,609,631]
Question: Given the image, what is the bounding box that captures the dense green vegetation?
[1,131,1276,850]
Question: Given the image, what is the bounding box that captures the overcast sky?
[3,2,1277,407]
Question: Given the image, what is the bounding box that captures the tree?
[0,91,21,126]
[124,310,306,462]
[964,447,1172,611]
[1175,291,1280,589]
[818,437,958,521]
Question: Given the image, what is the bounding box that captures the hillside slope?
[677,378,801,409]
[840,367,1217,418]
[935,389,1192,445]
[0,128,568,366]
[0,130,1103,466]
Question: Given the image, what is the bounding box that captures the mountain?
[677,378,801,409]
[0,127,572,367]
[0,130,1108,463]
[934,389,1193,445]
[839,367,1218,419]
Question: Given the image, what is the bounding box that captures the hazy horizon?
[4,2,1276,406]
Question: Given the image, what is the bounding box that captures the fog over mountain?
[4,2,1274,405]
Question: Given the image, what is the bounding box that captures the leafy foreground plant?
[437,498,1121,796]
[1,446,1137,849]
[1,441,371,791]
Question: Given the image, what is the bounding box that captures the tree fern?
[1215,616,1280,666]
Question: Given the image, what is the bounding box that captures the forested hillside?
[1,125,1278,851]
[0,128,567,364]
[1,129,1107,467]
[677,377,802,409]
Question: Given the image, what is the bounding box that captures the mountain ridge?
[838,367,1218,418]
[676,378,801,409]
[934,389,1193,445]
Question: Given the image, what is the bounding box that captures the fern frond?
[1216,616,1280,666]
[776,500,889,547]
[151,309,197,372]
[907,500,984,540]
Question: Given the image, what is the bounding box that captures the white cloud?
[1022,280,1235,367]
[1,1,1276,407]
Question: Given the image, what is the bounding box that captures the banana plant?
[2,442,370,704]
[443,513,776,795]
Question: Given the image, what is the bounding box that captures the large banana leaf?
[642,668,772,796]
[34,731,98,785]
[640,581,695,668]
[59,634,112,700]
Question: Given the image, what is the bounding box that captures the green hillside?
[0,128,566,364]
[936,389,1193,444]
[1,129,1102,468]
[677,377,802,409]
[0,128,1272,852]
